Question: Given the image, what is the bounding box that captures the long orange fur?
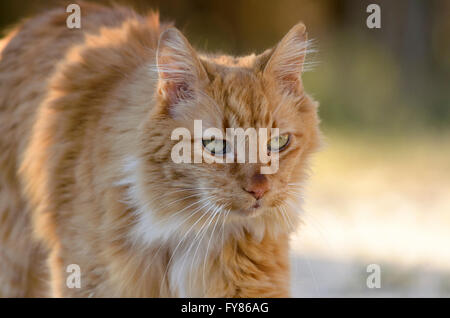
[0,3,321,297]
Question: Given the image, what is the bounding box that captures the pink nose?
[244,173,270,200]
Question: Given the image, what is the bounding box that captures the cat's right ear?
[156,28,208,108]
[262,23,308,96]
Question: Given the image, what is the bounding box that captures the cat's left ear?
[156,27,208,107]
[263,23,308,96]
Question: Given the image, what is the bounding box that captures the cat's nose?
[244,173,270,200]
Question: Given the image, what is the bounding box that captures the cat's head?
[129,23,321,242]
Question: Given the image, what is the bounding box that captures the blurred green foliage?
[1,0,449,133]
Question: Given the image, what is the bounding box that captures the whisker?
[158,197,216,295]
[186,203,222,293]
[134,196,216,271]
[279,203,295,232]
[202,205,223,293]
[148,195,214,230]
[181,203,219,293]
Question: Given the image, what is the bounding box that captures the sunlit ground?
[290,130,450,297]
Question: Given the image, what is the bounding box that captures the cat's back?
[0,4,162,297]
[0,4,143,159]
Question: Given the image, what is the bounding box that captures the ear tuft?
[263,23,308,95]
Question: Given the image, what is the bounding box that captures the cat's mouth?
[251,201,261,209]
[238,200,264,216]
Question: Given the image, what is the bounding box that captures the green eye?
[268,134,290,152]
[202,139,230,155]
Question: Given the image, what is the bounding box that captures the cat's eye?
[268,134,290,152]
[202,139,230,156]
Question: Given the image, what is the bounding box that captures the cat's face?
[135,23,320,237]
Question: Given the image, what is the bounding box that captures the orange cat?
[0,3,321,297]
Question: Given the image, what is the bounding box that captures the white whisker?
[202,205,223,293]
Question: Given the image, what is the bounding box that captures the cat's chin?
[233,204,265,218]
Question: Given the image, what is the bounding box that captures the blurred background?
[1,0,449,296]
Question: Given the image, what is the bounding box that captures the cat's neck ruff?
[116,155,288,296]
